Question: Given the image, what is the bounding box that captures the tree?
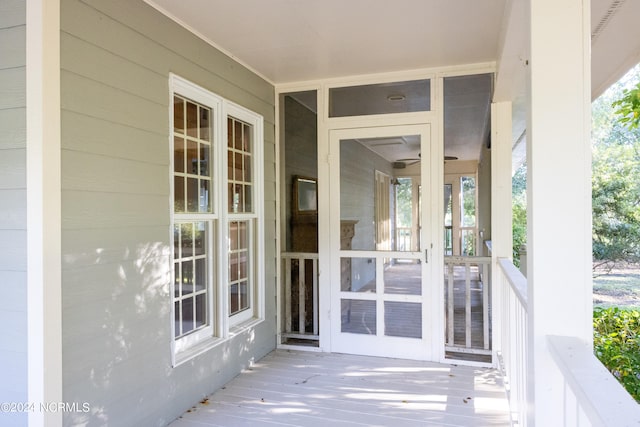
[592,64,640,270]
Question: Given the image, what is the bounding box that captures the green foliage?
[613,82,640,130]
[592,64,640,266]
[593,307,640,401]
[592,144,640,262]
[512,164,527,267]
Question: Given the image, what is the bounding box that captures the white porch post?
[26,0,62,426]
[490,101,513,353]
[527,0,592,425]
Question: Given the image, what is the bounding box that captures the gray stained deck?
[169,350,511,427]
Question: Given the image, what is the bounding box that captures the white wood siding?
[0,0,27,425]
[60,0,276,425]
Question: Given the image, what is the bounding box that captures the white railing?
[396,226,412,251]
[444,256,492,357]
[281,252,319,340]
[496,257,528,426]
[548,335,640,426]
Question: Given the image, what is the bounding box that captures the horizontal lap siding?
[60,0,276,426]
[0,0,27,425]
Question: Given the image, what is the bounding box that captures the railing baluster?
[465,261,471,348]
[447,261,454,346]
[298,256,306,334]
[483,262,490,350]
[284,257,292,333]
[312,258,318,336]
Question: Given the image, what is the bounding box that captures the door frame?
[323,121,443,361]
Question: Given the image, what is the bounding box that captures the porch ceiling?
[145,0,640,163]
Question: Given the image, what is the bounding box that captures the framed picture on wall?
[293,175,317,216]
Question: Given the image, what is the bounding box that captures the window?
[226,108,263,326]
[170,75,264,360]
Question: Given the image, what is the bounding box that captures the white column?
[490,101,513,353]
[526,0,592,425]
[26,0,62,426]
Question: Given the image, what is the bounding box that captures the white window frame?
[170,75,265,363]
[170,75,223,359]
[224,103,265,328]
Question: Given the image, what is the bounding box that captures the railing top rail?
[281,252,319,259]
[445,256,492,263]
[497,257,528,310]
[548,335,640,426]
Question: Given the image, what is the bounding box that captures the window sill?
[173,336,224,367]
[172,318,264,367]
[229,317,264,337]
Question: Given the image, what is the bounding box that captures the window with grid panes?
[227,115,256,323]
[170,75,264,359]
[172,83,218,353]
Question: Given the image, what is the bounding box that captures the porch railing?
[495,257,528,426]
[495,257,640,426]
[444,256,492,357]
[395,226,412,251]
[281,252,319,341]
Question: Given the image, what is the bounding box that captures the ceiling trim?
[143,0,276,85]
[276,62,496,92]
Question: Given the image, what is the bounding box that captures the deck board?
[169,350,511,426]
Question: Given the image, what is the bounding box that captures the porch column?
[527,0,592,425]
[26,0,62,426]
[490,101,513,353]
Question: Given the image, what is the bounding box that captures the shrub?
[593,307,640,401]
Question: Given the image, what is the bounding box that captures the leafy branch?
[613,82,640,130]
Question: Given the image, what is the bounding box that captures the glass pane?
[244,185,252,213]
[186,141,198,175]
[461,177,476,227]
[173,224,181,258]
[181,260,193,296]
[395,177,414,251]
[330,79,430,117]
[195,293,206,329]
[173,96,184,133]
[194,258,206,292]
[341,299,376,334]
[174,262,180,298]
[229,252,239,281]
[186,178,198,212]
[230,283,239,314]
[182,297,194,334]
[174,137,185,173]
[234,120,243,150]
[239,281,248,311]
[199,143,210,176]
[227,151,234,180]
[444,184,453,227]
[243,154,252,182]
[180,223,193,255]
[174,176,184,213]
[199,179,210,213]
[200,107,210,141]
[341,257,376,292]
[383,260,421,295]
[174,301,180,337]
[186,101,198,138]
[227,117,233,148]
[194,224,205,256]
[385,302,421,338]
[340,137,421,251]
[234,152,243,181]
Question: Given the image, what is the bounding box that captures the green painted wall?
[60,0,276,425]
[0,0,27,425]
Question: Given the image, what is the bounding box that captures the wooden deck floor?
[169,350,511,427]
